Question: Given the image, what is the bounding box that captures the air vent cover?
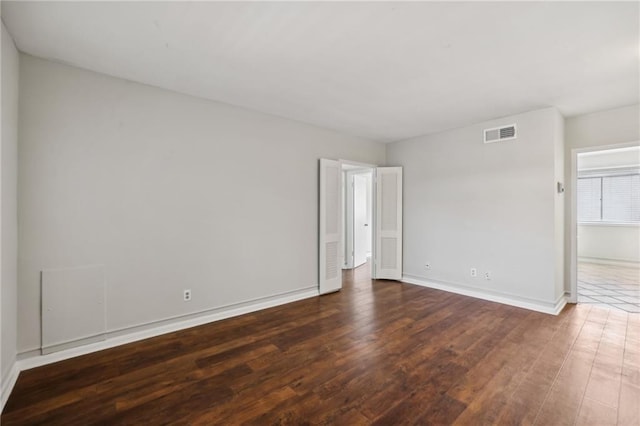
[484,124,517,144]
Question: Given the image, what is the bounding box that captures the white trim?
[565,291,573,304]
[41,334,107,356]
[16,286,318,372]
[578,257,640,269]
[570,149,579,304]
[335,158,378,277]
[580,146,639,157]
[578,164,640,172]
[570,141,640,305]
[343,170,355,270]
[402,275,567,315]
[1,362,20,412]
[578,222,640,227]
[338,159,377,170]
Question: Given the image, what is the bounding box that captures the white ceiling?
[2,1,639,143]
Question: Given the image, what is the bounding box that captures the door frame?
[353,172,372,268]
[344,169,373,270]
[340,160,377,273]
[569,140,639,303]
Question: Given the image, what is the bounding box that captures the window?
[577,168,640,223]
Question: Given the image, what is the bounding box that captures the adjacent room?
[576,147,640,313]
[1,1,639,424]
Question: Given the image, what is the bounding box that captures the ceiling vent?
[484,124,517,144]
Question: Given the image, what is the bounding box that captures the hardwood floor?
[3,264,639,425]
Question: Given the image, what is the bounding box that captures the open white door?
[374,167,403,280]
[319,159,342,294]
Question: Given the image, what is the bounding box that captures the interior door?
[319,159,342,294]
[374,167,403,280]
[353,174,369,267]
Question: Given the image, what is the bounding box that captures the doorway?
[573,145,640,313]
[319,159,403,295]
[342,166,373,271]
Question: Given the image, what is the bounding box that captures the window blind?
[577,177,601,222]
[577,167,640,223]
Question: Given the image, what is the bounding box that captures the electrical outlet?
[485,271,491,280]
[425,263,431,270]
[470,268,477,277]
[183,289,192,301]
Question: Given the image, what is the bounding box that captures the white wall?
[18,55,386,355]
[386,108,565,311]
[565,105,640,151]
[578,224,640,264]
[1,22,19,393]
[565,104,640,288]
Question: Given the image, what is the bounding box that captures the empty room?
[1,1,639,424]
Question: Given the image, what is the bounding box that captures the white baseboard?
[402,275,567,315]
[1,361,20,412]
[565,291,576,305]
[16,286,319,373]
[578,257,640,268]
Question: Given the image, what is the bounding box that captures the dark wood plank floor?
[3,263,639,425]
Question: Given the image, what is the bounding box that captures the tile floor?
[578,261,640,313]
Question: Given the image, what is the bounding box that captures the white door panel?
[374,167,403,280]
[319,159,342,294]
